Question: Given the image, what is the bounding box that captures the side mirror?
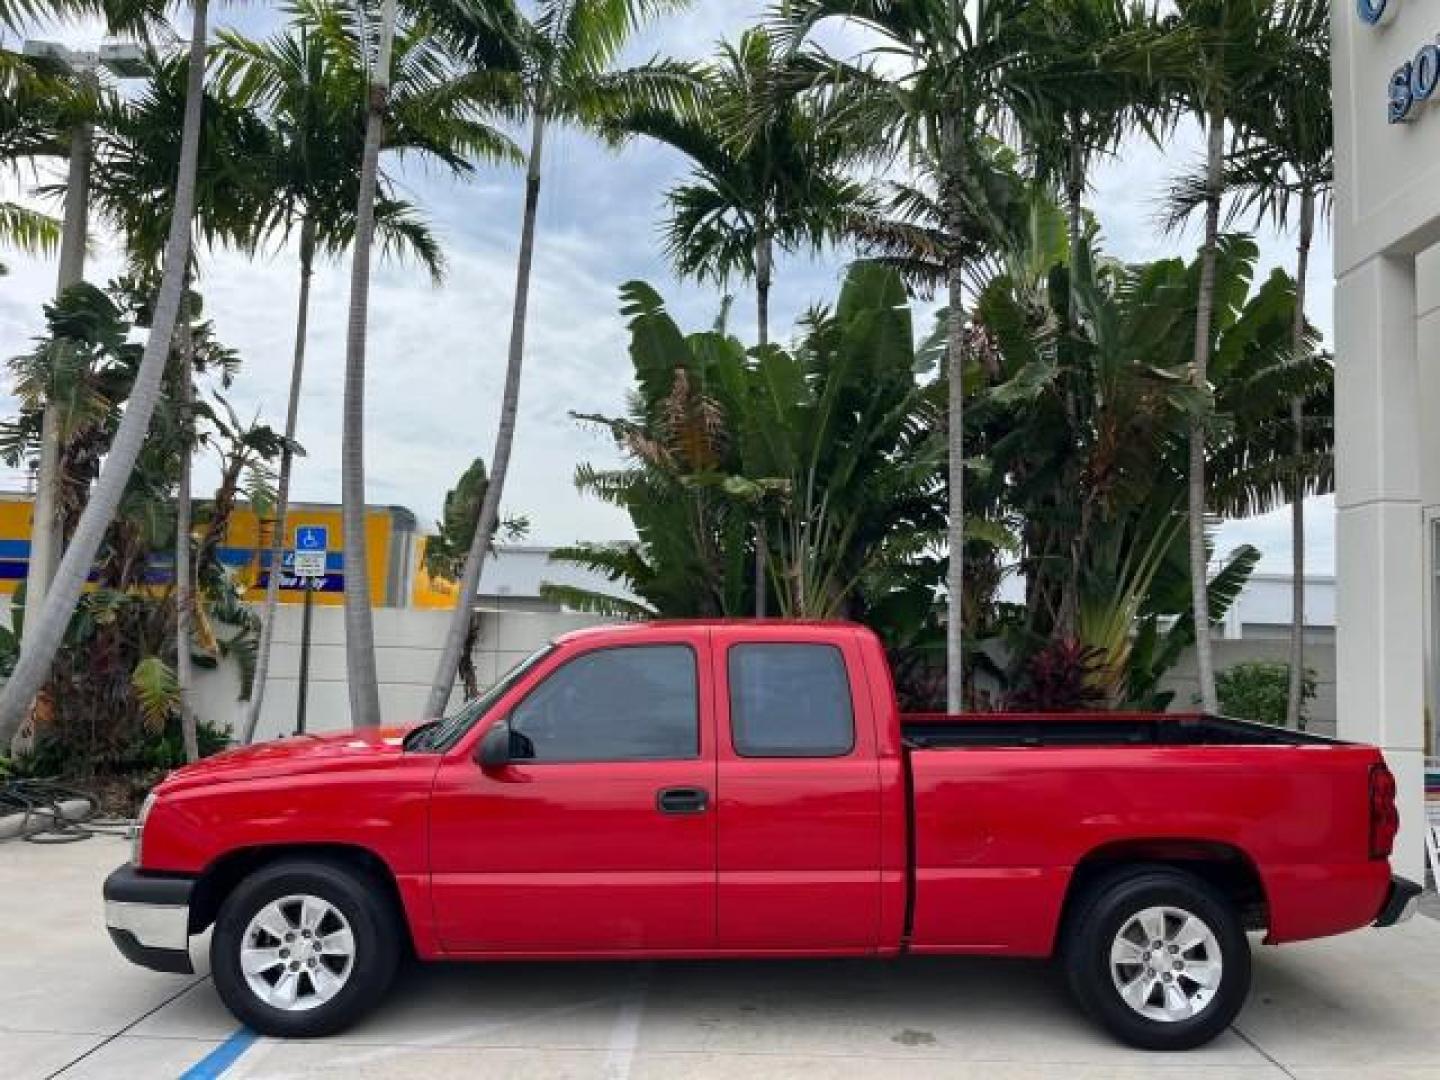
[477,721,512,768]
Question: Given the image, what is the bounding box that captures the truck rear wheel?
[1064,866,1251,1050]
[210,858,399,1037]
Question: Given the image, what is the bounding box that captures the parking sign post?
[292,526,328,735]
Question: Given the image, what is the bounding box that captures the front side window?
[729,643,855,757]
[509,644,698,762]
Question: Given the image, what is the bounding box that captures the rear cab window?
[728,643,855,757]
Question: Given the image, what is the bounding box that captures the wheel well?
[1059,839,1269,945]
[188,843,413,952]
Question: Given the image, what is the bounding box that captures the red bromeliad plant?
[1006,638,1107,713]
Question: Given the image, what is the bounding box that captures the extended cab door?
[712,626,887,951]
[429,630,717,953]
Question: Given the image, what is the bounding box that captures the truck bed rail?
[901,712,1341,749]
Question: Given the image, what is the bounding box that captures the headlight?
[131,792,156,865]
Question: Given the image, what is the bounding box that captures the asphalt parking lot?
[4,835,1439,1080]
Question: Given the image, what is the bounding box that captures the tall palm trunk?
[1065,135,1084,308]
[340,0,396,730]
[754,226,772,617]
[423,95,548,719]
[1055,132,1085,640]
[175,296,198,763]
[941,126,966,714]
[242,218,317,744]
[0,0,211,748]
[755,227,772,348]
[1285,185,1315,730]
[1188,103,1225,714]
[25,109,94,642]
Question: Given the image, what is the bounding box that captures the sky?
[0,1,1337,575]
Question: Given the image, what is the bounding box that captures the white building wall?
[1219,574,1335,640]
[192,607,609,743]
[477,545,638,608]
[1331,0,1440,880]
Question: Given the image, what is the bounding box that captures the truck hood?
[157,727,413,792]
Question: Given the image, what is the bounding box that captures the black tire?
[210,858,400,1037]
[1063,866,1251,1051]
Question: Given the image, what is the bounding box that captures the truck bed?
[898,709,1386,957]
[901,711,1338,749]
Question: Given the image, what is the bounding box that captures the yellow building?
[0,492,420,608]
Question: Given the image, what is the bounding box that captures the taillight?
[1369,763,1399,860]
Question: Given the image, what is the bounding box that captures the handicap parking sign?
[296,525,328,552]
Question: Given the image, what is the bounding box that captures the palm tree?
[615,28,871,348]
[0,0,165,33]
[777,0,1038,711]
[1019,0,1170,297]
[1167,0,1305,712]
[1170,0,1330,726]
[173,287,198,760]
[0,0,211,749]
[0,202,59,274]
[2,45,86,629]
[214,0,520,742]
[422,0,697,719]
[337,0,399,728]
[1242,23,1330,730]
[0,48,63,270]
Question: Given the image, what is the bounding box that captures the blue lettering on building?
[1358,0,1388,25]
[1363,0,1440,125]
[1390,38,1440,123]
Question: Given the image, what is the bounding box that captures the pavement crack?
[44,976,212,1080]
[1229,1021,1299,1079]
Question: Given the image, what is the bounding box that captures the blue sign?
[295,525,329,552]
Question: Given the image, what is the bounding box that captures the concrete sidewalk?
[3,836,1438,1080]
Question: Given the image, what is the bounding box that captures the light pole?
[18,39,145,634]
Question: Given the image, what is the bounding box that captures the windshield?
[408,644,555,752]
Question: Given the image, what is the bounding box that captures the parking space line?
[602,963,650,1080]
[178,1026,259,1079]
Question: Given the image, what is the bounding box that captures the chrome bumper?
[105,898,189,951]
[103,863,196,974]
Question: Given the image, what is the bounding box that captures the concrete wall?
[1160,641,1338,736]
[192,606,608,743]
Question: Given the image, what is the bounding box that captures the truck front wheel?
[1064,866,1251,1050]
[210,858,400,1037]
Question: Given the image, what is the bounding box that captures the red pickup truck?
[104,621,1420,1050]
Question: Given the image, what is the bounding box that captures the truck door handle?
[656,787,709,814]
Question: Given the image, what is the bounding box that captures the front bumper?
[1373,875,1423,928]
[103,863,196,974]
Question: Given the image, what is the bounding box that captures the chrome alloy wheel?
[1108,905,1223,1022]
[240,894,355,1011]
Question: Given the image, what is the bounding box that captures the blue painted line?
[179,1026,258,1080]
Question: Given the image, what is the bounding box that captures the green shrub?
[1216,661,1316,729]
[19,714,231,779]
